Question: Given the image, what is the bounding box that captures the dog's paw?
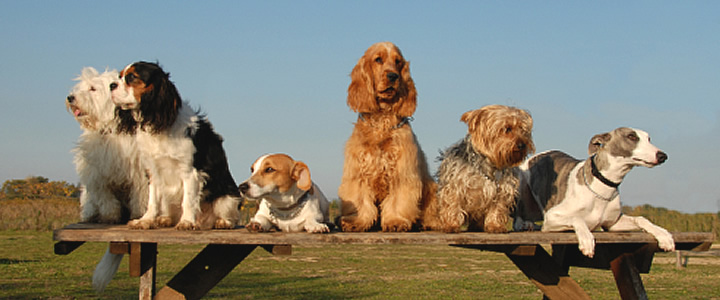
[305,223,330,234]
[175,220,199,231]
[339,216,371,232]
[381,219,412,232]
[214,219,235,229]
[246,221,265,233]
[127,219,155,230]
[576,232,596,258]
[156,216,174,228]
[483,222,508,233]
[656,232,676,252]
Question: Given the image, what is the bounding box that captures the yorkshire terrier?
[429,105,534,233]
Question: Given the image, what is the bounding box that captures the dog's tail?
[92,247,123,292]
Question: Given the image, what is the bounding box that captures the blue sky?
[1,1,718,213]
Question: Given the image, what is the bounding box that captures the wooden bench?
[53,223,713,300]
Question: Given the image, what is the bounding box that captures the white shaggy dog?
[66,67,148,292]
[67,67,147,224]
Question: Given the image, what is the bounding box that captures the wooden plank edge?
[52,224,714,247]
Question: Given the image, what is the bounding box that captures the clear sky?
[1,1,718,213]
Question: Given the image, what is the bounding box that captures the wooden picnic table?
[53,223,713,300]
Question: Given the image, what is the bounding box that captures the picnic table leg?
[460,245,591,300]
[115,242,158,300]
[154,244,257,300]
[504,245,591,300]
[552,243,656,300]
[609,244,657,300]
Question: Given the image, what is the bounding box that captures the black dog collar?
[590,155,621,188]
[358,113,413,130]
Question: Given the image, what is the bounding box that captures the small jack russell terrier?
[239,154,331,233]
[514,127,675,258]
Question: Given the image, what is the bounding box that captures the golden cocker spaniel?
[338,42,437,232]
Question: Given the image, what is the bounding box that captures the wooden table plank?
[52,224,714,247]
[51,224,714,300]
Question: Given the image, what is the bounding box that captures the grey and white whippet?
[513,127,675,258]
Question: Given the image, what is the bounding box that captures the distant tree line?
[623,204,719,239]
[0,176,80,200]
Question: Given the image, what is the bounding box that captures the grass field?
[1,231,719,299]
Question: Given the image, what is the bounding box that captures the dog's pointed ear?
[460,109,483,133]
[395,60,417,117]
[292,161,312,191]
[347,55,377,113]
[589,132,611,155]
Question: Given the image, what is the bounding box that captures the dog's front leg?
[543,215,596,258]
[128,182,158,229]
[247,215,273,232]
[380,188,420,232]
[175,173,202,230]
[380,159,422,232]
[607,215,675,252]
[301,202,330,233]
[338,170,378,232]
[304,219,330,233]
[339,189,378,232]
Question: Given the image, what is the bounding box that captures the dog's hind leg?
[84,184,122,223]
[211,195,241,229]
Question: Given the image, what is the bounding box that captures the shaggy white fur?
[66,67,148,292]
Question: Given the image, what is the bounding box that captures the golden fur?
[338,42,437,232]
[426,105,534,233]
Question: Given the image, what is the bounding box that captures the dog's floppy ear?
[588,132,611,155]
[347,55,378,113]
[291,161,312,191]
[395,60,417,117]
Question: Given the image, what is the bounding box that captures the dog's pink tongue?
[74,109,81,117]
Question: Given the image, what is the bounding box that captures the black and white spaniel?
[111,61,241,230]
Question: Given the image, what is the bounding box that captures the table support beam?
[155,244,257,300]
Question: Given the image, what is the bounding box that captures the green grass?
[1,231,719,299]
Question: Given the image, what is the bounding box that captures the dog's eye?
[505,127,513,134]
[375,57,383,64]
[627,133,639,142]
[249,167,254,173]
[124,73,136,84]
[264,167,275,173]
[395,59,402,66]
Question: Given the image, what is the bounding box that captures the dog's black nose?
[238,182,249,195]
[109,82,118,91]
[387,72,399,83]
[66,95,75,103]
[656,151,668,164]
